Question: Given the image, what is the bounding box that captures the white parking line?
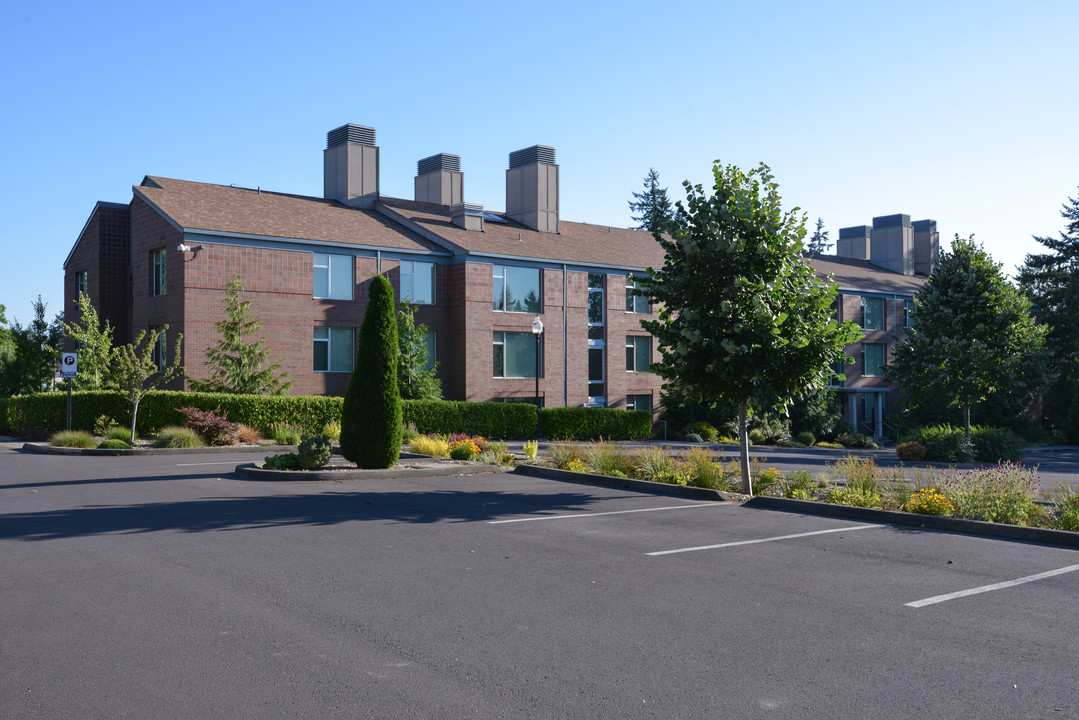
[176,461,245,467]
[905,564,1079,608]
[646,524,883,556]
[488,503,722,524]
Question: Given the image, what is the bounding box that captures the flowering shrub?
[896,441,927,462]
[565,458,587,473]
[449,438,481,460]
[905,488,954,516]
[1052,490,1079,532]
[942,462,1039,525]
[824,488,883,508]
[523,440,539,460]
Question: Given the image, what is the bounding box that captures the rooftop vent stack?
[837,225,871,261]
[450,202,485,232]
[912,219,939,276]
[415,154,464,206]
[324,124,379,209]
[506,145,558,233]
[870,214,914,275]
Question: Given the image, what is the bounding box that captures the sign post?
[61,353,77,431]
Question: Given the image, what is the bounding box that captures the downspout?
[376,250,381,275]
[562,264,568,407]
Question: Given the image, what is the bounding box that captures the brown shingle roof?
[135,177,446,254]
[809,254,926,296]
[377,197,666,270]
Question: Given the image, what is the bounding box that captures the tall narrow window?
[626,275,650,314]
[493,332,542,378]
[151,248,167,297]
[588,347,605,404]
[314,327,355,372]
[400,260,435,304]
[151,326,166,371]
[76,271,88,298]
[861,297,884,330]
[626,336,651,372]
[588,273,605,340]
[313,253,354,300]
[424,330,437,372]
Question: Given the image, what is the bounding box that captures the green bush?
[908,425,974,463]
[0,396,9,433]
[105,426,132,442]
[795,431,816,447]
[97,438,130,450]
[539,407,651,441]
[264,453,300,470]
[342,274,402,469]
[50,430,96,448]
[942,462,1039,525]
[684,432,704,443]
[269,423,303,445]
[404,400,536,439]
[1052,491,1079,532]
[837,431,876,449]
[684,421,718,442]
[970,426,1025,463]
[93,414,118,436]
[747,428,766,445]
[152,426,206,449]
[297,434,332,469]
[321,420,341,442]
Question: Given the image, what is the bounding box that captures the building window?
[151,326,166,371]
[626,275,650,314]
[76,271,88,298]
[904,302,914,329]
[862,343,886,377]
[588,273,605,340]
[493,331,542,378]
[313,253,353,300]
[151,248,167,297]
[627,394,652,413]
[401,260,435,304]
[314,327,355,372]
[493,265,541,313]
[861,297,884,330]
[626,336,651,372]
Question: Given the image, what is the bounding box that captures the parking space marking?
[488,502,722,524]
[646,523,883,556]
[176,461,248,467]
[905,563,1079,608]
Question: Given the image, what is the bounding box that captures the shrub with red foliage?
[177,406,238,446]
[896,440,927,462]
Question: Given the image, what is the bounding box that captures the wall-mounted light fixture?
[177,243,204,258]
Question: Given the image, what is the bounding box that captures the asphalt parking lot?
[2,445,1078,719]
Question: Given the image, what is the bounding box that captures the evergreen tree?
[890,236,1053,438]
[637,161,860,494]
[107,326,184,443]
[396,303,442,400]
[0,304,13,383]
[341,275,402,468]
[628,168,674,233]
[0,297,64,396]
[806,217,832,255]
[190,275,291,395]
[63,292,115,391]
[1017,188,1079,441]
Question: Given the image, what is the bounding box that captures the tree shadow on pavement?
[0,488,608,541]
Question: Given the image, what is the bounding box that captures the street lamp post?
[531,316,543,408]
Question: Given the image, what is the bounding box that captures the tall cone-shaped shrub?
[341,274,402,468]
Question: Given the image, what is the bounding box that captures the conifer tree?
[341,275,402,468]
[628,168,674,233]
[396,303,441,401]
[806,217,832,255]
[191,275,290,395]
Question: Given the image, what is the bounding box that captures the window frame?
[400,260,436,305]
[493,265,542,314]
[861,342,886,377]
[493,331,543,379]
[151,248,167,297]
[625,335,651,373]
[313,253,354,301]
[626,394,652,413]
[313,326,355,372]
[860,296,884,331]
[625,275,650,314]
[76,270,88,298]
[151,326,166,371]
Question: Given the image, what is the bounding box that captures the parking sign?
[61,352,78,379]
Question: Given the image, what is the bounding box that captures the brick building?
[62,124,936,433]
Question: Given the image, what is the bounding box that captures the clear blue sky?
[2,0,1076,325]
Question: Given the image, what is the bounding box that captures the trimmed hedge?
[0,396,10,433]
[539,407,651,440]
[905,424,1023,463]
[403,400,536,439]
[3,391,538,440]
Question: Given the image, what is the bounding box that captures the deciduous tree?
[890,236,1052,438]
[63,292,114,391]
[637,161,860,494]
[107,325,184,443]
[0,297,64,396]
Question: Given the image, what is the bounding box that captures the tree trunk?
[963,403,971,440]
[739,404,752,496]
[130,399,139,445]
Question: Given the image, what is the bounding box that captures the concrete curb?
[236,461,503,482]
[745,495,1079,548]
[513,464,728,502]
[21,442,299,457]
